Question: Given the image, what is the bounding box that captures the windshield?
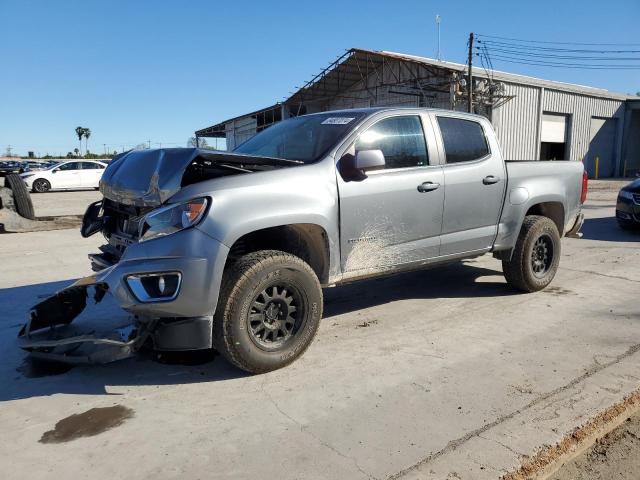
[233,112,365,164]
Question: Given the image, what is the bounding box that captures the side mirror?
[52,169,58,173]
[354,149,385,172]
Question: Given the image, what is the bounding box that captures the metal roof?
[375,49,633,100]
[196,103,282,137]
[197,48,633,135]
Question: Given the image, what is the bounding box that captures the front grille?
[102,199,152,250]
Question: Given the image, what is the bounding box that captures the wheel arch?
[225,223,331,285]
[525,201,565,235]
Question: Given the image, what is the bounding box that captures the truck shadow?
[579,216,640,243]
[325,261,514,318]
[1,261,510,402]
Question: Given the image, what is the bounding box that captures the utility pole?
[147,139,151,149]
[103,143,106,155]
[467,32,474,113]
[5,145,13,157]
[436,15,441,61]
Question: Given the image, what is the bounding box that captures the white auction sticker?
[321,117,355,125]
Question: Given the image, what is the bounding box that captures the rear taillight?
[580,170,588,204]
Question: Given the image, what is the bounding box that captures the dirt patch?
[548,411,640,480]
[0,208,82,233]
[356,319,378,328]
[39,405,134,444]
[502,389,640,480]
[543,286,575,296]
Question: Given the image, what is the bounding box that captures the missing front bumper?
[17,275,214,364]
[17,279,155,364]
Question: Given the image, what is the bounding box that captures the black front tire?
[502,215,561,292]
[213,250,323,374]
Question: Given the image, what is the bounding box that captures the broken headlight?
[139,197,209,243]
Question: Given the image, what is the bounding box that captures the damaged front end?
[17,148,271,364]
[17,278,155,364]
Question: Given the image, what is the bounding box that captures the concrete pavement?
[0,182,638,479]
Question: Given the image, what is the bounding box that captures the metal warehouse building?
[196,48,640,178]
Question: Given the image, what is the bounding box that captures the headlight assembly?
[139,197,209,242]
[618,190,634,201]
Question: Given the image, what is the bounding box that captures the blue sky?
[1,0,638,156]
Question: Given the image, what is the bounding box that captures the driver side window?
[58,162,80,171]
[355,116,429,169]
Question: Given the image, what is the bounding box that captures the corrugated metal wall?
[542,89,625,162]
[492,83,540,160]
[491,84,625,167]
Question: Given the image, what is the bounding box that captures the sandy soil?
[549,410,640,480]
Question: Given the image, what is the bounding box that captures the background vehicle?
[21,108,586,373]
[20,160,107,192]
[19,160,49,173]
[0,161,22,177]
[616,178,640,229]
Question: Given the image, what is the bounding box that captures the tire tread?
[213,250,322,373]
[502,215,560,292]
[4,173,35,219]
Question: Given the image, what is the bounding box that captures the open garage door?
[586,117,617,178]
[540,113,569,160]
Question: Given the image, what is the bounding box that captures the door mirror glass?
[52,168,58,173]
[354,149,385,172]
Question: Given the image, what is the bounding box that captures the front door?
[53,161,83,188]
[337,113,444,275]
[434,115,506,255]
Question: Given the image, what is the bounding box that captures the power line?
[479,53,640,69]
[476,33,640,47]
[478,40,640,54]
[476,46,640,61]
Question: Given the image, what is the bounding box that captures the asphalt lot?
[0,181,638,479]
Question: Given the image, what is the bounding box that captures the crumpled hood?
[100,148,201,207]
[100,148,300,207]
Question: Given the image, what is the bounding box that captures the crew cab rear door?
[432,114,506,255]
[336,112,444,275]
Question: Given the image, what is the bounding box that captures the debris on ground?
[503,389,640,480]
[356,319,378,328]
[548,410,640,480]
[0,183,83,233]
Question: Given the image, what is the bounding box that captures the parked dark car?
[0,161,22,177]
[616,178,640,229]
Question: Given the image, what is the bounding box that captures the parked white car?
[20,160,107,193]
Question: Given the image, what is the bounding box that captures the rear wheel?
[32,178,51,193]
[4,173,35,219]
[213,250,323,374]
[502,215,561,292]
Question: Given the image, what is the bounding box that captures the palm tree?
[83,128,91,155]
[75,126,84,156]
[74,148,79,157]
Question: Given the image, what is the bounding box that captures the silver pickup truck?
[19,108,587,373]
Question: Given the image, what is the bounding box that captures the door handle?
[417,181,440,193]
[482,175,500,185]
